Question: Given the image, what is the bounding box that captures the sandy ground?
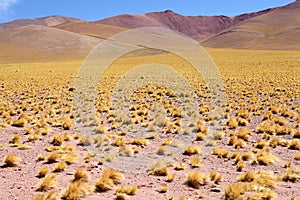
[0,119,300,200]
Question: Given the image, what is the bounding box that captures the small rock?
[66,172,74,175]
[210,188,221,193]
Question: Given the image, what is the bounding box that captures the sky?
[0,0,295,23]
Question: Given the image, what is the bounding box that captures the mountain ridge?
[0,16,85,32]
[202,0,300,49]
[93,8,275,41]
[0,0,299,63]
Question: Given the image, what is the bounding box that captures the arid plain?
[0,1,300,200]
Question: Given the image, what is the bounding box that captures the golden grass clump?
[282,168,300,182]
[185,172,209,189]
[238,171,256,182]
[190,156,201,168]
[62,118,73,130]
[95,168,124,192]
[112,136,125,147]
[294,153,300,161]
[62,180,94,200]
[145,132,158,139]
[46,152,61,163]
[62,152,79,165]
[119,145,134,157]
[237,117,249,126]
[36,173,57,191]
[115,193,129,200]
[263,111,274,121]
[212,131,225,140]
[54,161,67,172]
[275,125,292,136]
[288,140,300,150]
[159,185,168,193]
[210,171,222,184]
[148,161,169,176]
[156,145,167,155]
[45,146,60,152]
[223,183,248,200]
[166,173,176,182]
[241,152,254,161]
[234,139,246,149]
[17,143,31,150]
[174,163,186,171]
[95,176,114,192]
[247,190,276,200]
[30,191,59,200]
[3,153,21,167]
[116,185,138,195]
[237,160,245,172]
[74,168,90,182]
[129,138,150,146]
[228,136,237,146]
[293,129,300,138]
[183,145,201,155]
[37,166,50,178]
[37,154,45,161]
[195,132,206,141]
[269,137,280,148]
[284,161,292,168]
[9,134,21,144]
[255,139,268,149]
[237,128,251,141]
[227,118,238,129]
[256,150,279,166]
[212,148,231,159]
[50,134,64,146]
[12,117,28,127]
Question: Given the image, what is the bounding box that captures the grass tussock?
[185,172,209,189]
[54,161,67,172]
[30,191,59,200]
[116,185,138,195]
[183,145,201,155]
[62,180,93,200]
[256,150,279,166]
[95,168,124,192]
[37,166,50,178]
[36,173,57,191]
[3,153,21,167]
[190,156,201,168]
[148,161,170,176]
[74,168,90,182]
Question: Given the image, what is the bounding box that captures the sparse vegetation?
[0,47,299,199]
[36,173,57,191]
[185,172,209,189]
[3,153,21,167]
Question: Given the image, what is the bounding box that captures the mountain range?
[0,0,299,62]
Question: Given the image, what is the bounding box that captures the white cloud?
[0,0,18,13]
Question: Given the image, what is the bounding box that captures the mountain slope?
[0,16,85,32]
[0,25,98,62]
[94,9,274,41]
[55,22,127,39]
[202,0,300,50]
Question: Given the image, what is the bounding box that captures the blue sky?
[0,0,295,23]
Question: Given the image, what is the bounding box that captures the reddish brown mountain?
[202,0,300,50]
[0,16,85,32]
[93,9,274,41]
[55,22,127,39]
